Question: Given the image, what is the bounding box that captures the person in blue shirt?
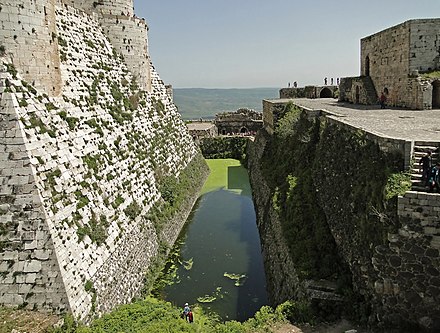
[182,302,193,322]
[429,162,440,193]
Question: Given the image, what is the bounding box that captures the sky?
[133,0,440,89]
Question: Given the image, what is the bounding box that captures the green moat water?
[155,159,268,321]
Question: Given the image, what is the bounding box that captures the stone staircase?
[360,76,378,105]
[410,141,439,191]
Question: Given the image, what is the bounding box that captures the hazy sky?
[133,1,440,88]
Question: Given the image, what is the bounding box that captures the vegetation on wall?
[200,137,248,162]
[261,103,345,280]
[259,103,403,321]
[148,153,209,235]
[420,70,440,80]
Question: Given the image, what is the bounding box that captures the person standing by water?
[182,302,193,323]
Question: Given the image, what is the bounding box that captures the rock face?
[0,0,207,322]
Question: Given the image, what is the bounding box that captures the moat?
[154,159,268,321]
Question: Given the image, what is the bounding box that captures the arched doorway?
[365,56,370,76]
[319,87,333,98]
[432,80,440,109]
[355,86,360,104]
[240,127,248,134]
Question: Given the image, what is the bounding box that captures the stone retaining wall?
[246,131,306,306]
[251,103,440,330]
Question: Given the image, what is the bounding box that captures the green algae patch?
[197,287,223,303]
[224,272,247,287]
[183,258,194,271]
[201,159,251,196]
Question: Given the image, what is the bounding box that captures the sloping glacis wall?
[0,1,208,322]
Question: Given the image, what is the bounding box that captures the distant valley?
[173,87,279,120]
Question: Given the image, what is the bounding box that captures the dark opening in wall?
[432,80,440,108]
[320,87,333,98]
[365,55,370,76]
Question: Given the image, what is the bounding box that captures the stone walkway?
[289,98,440,142]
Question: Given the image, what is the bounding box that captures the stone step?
[414,141,440,147]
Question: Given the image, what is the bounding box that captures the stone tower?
[61,0,152,92]
[0,0,63,96]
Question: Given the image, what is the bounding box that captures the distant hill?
[173,88,279,120]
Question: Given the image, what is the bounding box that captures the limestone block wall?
[360,19,440,109]
[100,15,151,92]
[61,0,134,16]
[0,0,62,96]
[361,21,410,83]
[409,19,440,73]
[60,0,150,92]
[0,79,70,312]
[0,1,199,321]
[361,21,412,107]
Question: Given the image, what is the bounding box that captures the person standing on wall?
[420,151,432,187]
[379,92,387,109]
[429,162,440,193]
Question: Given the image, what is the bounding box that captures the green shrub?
[384,171,411,199]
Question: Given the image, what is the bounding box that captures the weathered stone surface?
[0,0,203,322]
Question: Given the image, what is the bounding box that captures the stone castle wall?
[0,87,70,313]
[254,101,440,330]
[0,1,203,321]
[0,0,62,96]
[0,0,150,95]
[409,19,440,73]
[100,15,151,92]
[361,21,412,108]
[360,19,440,109]
[246,132,307,306]
[61,0,134,16]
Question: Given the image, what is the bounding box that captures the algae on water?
[197,287,223,303]
[224,272,247,286]
[183,258,193,270]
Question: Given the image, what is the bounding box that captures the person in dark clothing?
[428,162,440,193]
[379,92,387,109]
[420,151,432,186]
